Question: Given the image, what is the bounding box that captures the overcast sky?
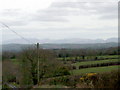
[0,0,118,43]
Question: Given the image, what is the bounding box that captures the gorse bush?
[79,70,120,88]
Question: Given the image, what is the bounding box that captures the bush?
[94,70,120,88]
[53,67,70,77]
[79,70,120,88]
[72,66,76,70]
[49,76,79,87]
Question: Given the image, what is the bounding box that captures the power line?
[0,22,35,45]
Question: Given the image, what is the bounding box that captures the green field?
[58,55,119,61]
[11,59,20,65]
[71,65,119,75]
[97,55,119,58]
[72,59,119,67]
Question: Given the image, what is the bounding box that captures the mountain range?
[2,37,119,44]
[1,37,119,52]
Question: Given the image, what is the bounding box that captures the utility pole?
[37,43,40,85]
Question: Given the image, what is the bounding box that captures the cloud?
[0,9,30,27]
[50,1,117,19]
[30,1,117,23]
[31,11,68,22]
[0,0,118,40]
[0,9,22,16]
[0,1,117,24]
[1,21,28,27]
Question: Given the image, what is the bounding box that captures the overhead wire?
[0,22,36,45]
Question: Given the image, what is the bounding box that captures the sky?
[0,0,118,43]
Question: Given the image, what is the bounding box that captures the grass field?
[11,59,20,65]
[71,65,119,75]
[72,59,119,67]
[97,55,119,58]
[58,55,119,61]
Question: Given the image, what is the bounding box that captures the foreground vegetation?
[37,69,120,88]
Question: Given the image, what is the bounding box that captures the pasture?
[58,55,119,61]
[72,59,119,67]
[71,65,119,75]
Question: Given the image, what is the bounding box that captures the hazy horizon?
[1,37,118,45]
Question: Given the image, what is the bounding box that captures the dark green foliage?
[72,66,76,70]
[48,75,79,88]
[49,76,69,86]
[53,67,70,77]
[54,47,119,58]
[82,55,85,60]
[10,55,16,59]
[78,62,120,69]
[19,58,33,87]
[2,51,17,60]
[75,57,78,61]
[95,57,98,60]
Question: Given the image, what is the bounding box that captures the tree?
[18,47,70,87]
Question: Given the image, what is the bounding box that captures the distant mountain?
[1,42,119,52]
[2,37,119,44]
[106,38,118,43]
[1,37,119,52]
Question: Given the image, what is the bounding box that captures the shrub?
[79,70,120,88]
[49,76,79,88]
[53,67,70,77]
[72,66,76,70]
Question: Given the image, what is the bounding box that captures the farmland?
[72,59,119,68]
[11,56,119,73]
[58,55,119,61]
[2,46,120,89]
[71,65,119,75]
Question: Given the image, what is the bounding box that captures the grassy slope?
[97,55,119,58]
[73,59,119,67]
[71,65,119,75]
